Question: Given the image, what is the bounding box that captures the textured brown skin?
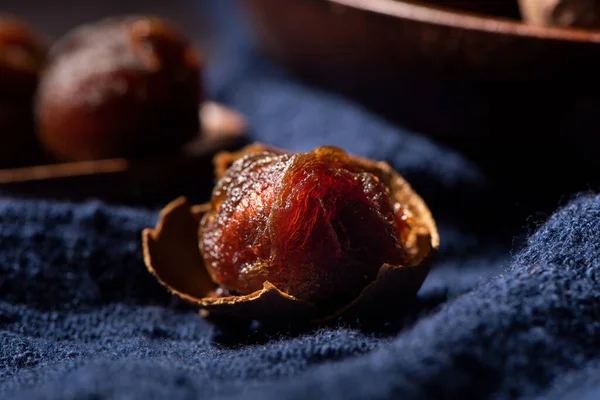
[199,146,411,306]
[36,16,202,162]
[519,0,600,29]
[0,15,47,167]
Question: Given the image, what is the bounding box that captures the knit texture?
[2,2,599,399]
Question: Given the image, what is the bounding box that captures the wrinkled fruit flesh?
[36,16,202,162]
[199,146,411,306]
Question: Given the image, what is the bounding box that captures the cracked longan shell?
[142,143,439,325]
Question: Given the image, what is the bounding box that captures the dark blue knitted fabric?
[2,2,600,399]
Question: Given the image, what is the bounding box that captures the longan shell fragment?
[142,144,439,324]
[143,197,315,323]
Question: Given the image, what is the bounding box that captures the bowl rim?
[332,0,600,43]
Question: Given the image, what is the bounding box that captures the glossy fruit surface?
[199,146,410,305]
[36,16,202,161]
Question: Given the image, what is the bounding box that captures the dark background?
[3,0,203,39]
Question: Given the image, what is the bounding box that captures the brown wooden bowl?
[240,0,600,207]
